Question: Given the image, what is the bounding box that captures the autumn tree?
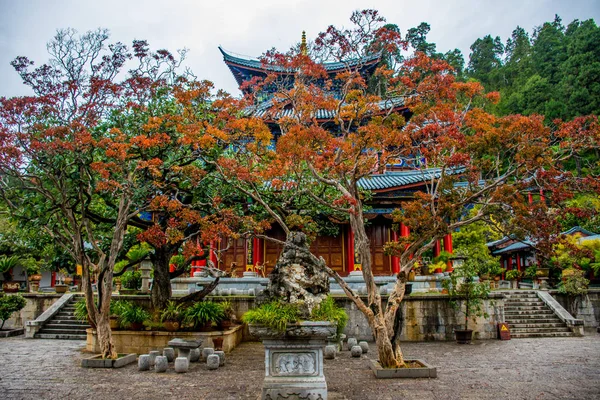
[0,29,194,358]
[225,10,599,368]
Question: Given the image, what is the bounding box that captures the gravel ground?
[1,334,599,399]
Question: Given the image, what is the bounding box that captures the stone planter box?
[86,325,243,355]
[0,328,25,338]
[81,353,137,368]
[369,359,437,378]
[250,322,336,400]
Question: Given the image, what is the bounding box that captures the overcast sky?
[1,0,599,97]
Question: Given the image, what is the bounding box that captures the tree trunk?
[349,208,407,369]
[151,247,173,310]
[95,310,117,359]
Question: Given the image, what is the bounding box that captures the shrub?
[311,297,348,336]
[0,294,27,329]
[183,301,225,329]
[160,300,184,323]
[242,301,301,332]
[120,270,142,290]
[558,268,589,296]
[505,270,520,281]
[117,301,151,328]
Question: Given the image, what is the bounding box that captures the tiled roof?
[358,168,464,191]
[491,240,533,255]
[219,47,381,73]
[562,226,598,237]
[250,97,407,120]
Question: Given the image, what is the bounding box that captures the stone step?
[510,326,571,333]
[53,315,79,321]
[34,333,87,340]
[504,299,546,307]
[39,327,89,334]
[511,332,574,338]
[504,305,548,311]
[508,322,567,329]
[505,310,554,316]
[504,294,538,298]
[44,323,90,330]
[505,318,562,324]
[47,319,87,325]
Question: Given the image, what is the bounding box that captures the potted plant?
[0,256,21,293]
[26,262,42,292]
[119,270,142,295]
[0,293,27,330]
[217,300,237,330]
[524,265,539,289]
[117,301,150,330]
[160,300,183,332]
[443,259,491,344]
[183,301,224,331]
[505,269,520,289]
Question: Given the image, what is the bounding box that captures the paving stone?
[0,336,599,399]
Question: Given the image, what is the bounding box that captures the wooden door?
[218,237,247,273]
[310,234,345,276]
[365,223,392,275]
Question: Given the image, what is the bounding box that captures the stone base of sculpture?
[250,322,336,400]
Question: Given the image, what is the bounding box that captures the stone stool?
[347,337,358,350]
[190,348,200,362]
[324,345,336,360]
[154,356,168,373]
[163,347,175,362]
[138,354,150,371]
[148,350,161,367]
[206,354,219,370]
[202,347,214,361]
[174,357,189,373]
[359,341,369,354]
[350,345,362,358]
[214,350,225,366]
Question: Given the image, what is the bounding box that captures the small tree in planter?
[443,259,491,344]
[505,269,521,289]
[0,294,26,330]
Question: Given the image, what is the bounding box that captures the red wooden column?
[346,226,358,272]
[391,229,400,275]
[252,237,263,267]
[528,192,533,204]
[400,223,412,260]
[516,255,521,272]
[539,189,545,204]
[433,240,441,258]
[443,233,453,272]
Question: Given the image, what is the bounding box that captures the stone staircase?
[503,291,574,338]
[35,296,90,340]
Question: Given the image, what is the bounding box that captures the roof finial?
[300,31,307,56]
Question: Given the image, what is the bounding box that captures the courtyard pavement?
[0,334,599,399]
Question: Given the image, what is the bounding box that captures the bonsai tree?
[0,294,27,330]
[443,261,491,340]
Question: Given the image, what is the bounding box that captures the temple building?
[211,41,454,277]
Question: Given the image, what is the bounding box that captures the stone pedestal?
[250,322,336,400]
